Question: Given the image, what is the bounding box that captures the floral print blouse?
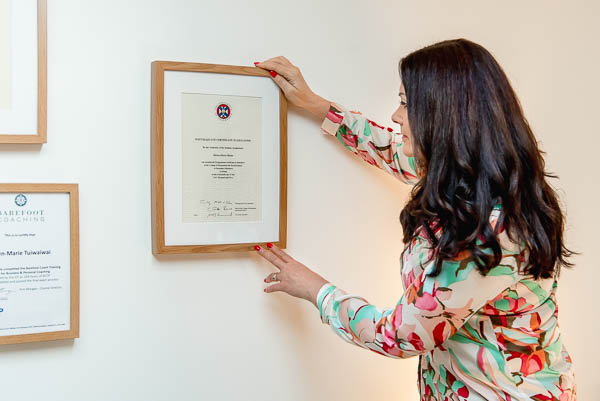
[316,103,576,401]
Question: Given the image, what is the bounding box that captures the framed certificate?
[0,184,79,345]
[151,61,288,254]
[0,0,46,143]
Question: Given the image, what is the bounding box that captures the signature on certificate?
[198,200,234,218]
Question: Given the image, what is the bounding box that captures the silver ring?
[271,272,278,281]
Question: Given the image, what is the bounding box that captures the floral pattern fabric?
[317,103,576,401]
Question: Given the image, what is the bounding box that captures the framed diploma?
[0,0,46,143]
[151,61,287,254]
[0,184,79,345]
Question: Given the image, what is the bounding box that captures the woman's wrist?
[306,275,329,309]
[303,93,331,120]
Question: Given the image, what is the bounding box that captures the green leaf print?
[408,157,416,172]
[362,120,371,136]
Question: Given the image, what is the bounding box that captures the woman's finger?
[264,271,281,283]
[267,244,294,263]
[255,60,295,81]
[254,62,294,93]
[270,73,295,94]
[264,283,285,294]
[256,247,286,270]
[261,243,288,263]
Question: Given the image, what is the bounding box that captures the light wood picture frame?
[0,0,47,143]
[0,184,79,345]
[151,61,288,254]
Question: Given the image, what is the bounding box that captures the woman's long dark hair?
[399,38,574,279]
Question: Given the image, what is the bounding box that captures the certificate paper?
[0,193,71,337]
[0,0,11,110]
[181,93,262,223]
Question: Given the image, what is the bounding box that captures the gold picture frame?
[0,0,47,143]
[0,183,79,344]
[151,61,288,254]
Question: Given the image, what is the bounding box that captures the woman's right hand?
[254,57,331,120]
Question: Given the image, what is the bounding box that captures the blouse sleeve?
[316,234,524,358]
[320,102,419,184]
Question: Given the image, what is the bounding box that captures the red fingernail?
[264,288,267,292]
[254,245,261,251]
[387,127,393,132]
[253,62,259,65]
[267,242,273,248]
[264,279,267,282]
[269,70,277,78]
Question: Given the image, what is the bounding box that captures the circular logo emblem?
[15,194,27,207]
[216,103,232,120]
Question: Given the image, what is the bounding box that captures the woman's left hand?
[256,243,329,308]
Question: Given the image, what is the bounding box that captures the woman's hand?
[256,243,329,308]
[254,57,331,120]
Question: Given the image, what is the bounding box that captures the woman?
[253,38,576,401]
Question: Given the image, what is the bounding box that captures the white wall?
[0,1,598,400]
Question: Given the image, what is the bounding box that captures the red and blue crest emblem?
[216,103,231,120]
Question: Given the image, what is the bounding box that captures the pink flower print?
[521,352,544,376]
[433,322,447,346]
[357,150,379,167]
[381,342,403,357]
[339,132,358,148]
[382,332,396,347]
[407,332,425,351]
[402,269,416,289]
[508,349,546,376]
[366,141,393,164]
[559,389,575,401]
[326,109,343,124]
[392,303,403,327]
[415,292,438,311]
[507,297,532,314]
[484,292,534,315]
